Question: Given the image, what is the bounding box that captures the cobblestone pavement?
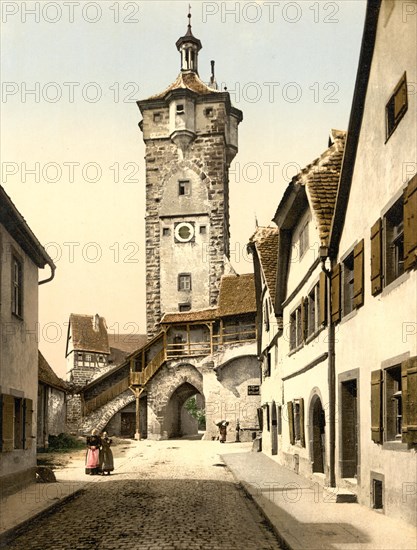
[8,439,282,550]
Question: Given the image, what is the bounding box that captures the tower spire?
[176,7,202,73]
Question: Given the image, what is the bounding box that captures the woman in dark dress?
[99,432,114,475]
[85,428,101,475]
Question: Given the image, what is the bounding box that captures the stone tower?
[137,14,243,337]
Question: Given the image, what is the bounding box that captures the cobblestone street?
[8,439,282,550]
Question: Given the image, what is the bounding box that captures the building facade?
[250,0,417,525]
[0,186,55,496]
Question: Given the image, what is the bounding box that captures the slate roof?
[217,273,256,317]
[148,71,220,100]
[292,129,346,246]
[38,351,68,391]
[69,314,110,354]
[160,273,256,324]
[249,226,279,298]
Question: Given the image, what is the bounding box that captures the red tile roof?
[148,71,221,100]
[38,351,68,391]
[249,226,279,298]
[69,314,110,354]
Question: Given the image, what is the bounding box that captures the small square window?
[199,226,207,235]
[176,104,184,114]
[163,227,171,237]
[178,180,191,196]
[386,73,407,140]
[179,303,191,312]
[153,112,162,123]
[205,107,213,117]
[178,273,192,291]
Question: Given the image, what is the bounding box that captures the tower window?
[163,227,171,237]
[199,225,207,235]
[179,303,191,312]
[153,112,162,123]
[205,107,213,117]
[178,273,192,291]
[176,104,185,114]
[178,180,191,196]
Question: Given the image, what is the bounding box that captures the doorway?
[340,379,358,478]
[311,396,325,473]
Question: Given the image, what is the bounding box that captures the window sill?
[382,441,409,452]
[288,343,304,357]
[305,324,326,345]
[11,312,24,322]
[340,308,358,325]
[381,271,410,297]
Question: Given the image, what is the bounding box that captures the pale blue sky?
[1,0,367,376]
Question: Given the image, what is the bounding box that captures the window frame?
[11,254,23,318]
[342,251,355,317]
[178,273,192,292]
[384,364,402,442]
[385,72,408,142]
[178,179,191,197]
[289,304,303,352]
[384,197,404,287]
[178,303,191,312]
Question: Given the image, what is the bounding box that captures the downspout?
[320,247,336,488]
[39,260,56,286]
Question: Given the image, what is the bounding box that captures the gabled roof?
[108,333,148,367]
[217,273,256,317]
[329,0,382,255]
[0,185,55,269]
[277,129,346,247]
[248,226,279,299]
[68,314,110,354]
[147,71,220,101]
[38,351,68,392]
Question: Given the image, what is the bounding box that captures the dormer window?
[176,104,185,115]
[153,112,162,123]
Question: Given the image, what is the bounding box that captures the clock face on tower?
[174,222,195,242]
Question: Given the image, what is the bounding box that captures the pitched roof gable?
[249,226,279,299]
[38,351,68,391]
[69,314,110,354]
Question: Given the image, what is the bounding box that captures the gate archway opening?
[164,382,205,439]
[310,395,326,474]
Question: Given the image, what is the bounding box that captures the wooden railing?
[212,325,257,350]
[83,376,130,415]
[130,348,166,386]
[166,341,211,359]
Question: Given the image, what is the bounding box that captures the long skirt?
[85,446,100,474]
[100,445,114,473]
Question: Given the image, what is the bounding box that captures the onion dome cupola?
[175,10,202,73]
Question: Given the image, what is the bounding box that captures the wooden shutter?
[287,401,295,445]
[371,370,383,444]
[331,264,341,324]
[370,219,382,296]
[299,398,305,447]
[394,76,407,119]
[353,239,365,309]
[2,394,14,452]
[24,398,33,450]
[404,174,417,271]
[401,361,409,443]
[301,297,307,341]
[319,271,327,326]
[402,357,417,445]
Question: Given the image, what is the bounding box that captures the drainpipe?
[39,260,56,286]
[320,247,336,488]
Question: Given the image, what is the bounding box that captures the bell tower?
[137,13,243,337]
